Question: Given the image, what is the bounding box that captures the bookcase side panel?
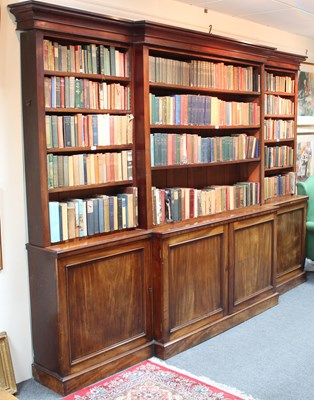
[21,30,50,246]
[27,247,60,372]
[133,44,153,229]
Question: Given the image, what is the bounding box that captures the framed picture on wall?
[296,140,313,181]
[298,70,314,125]
[0,332,17,394]
[297,67,314,180]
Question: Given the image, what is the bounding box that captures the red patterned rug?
[63,358,255,400]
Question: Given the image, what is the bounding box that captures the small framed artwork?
[0,332,17,394]
[296,140,313,182]
[298,70,314,126]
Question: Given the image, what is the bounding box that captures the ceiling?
[175,0,314,40]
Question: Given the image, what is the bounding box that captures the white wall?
[0,0,33,384]
[1,0,314,384]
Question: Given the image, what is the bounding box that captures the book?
[49,202,61,243]
[92,197,99,234]
[67,201,76,239]
[59,202,68,241]
[86,199,94,236]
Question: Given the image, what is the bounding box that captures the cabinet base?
[32,343,154,396]
[154,293,279,360]
[276,269,307,295]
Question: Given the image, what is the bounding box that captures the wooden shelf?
[151,158,260,169]
[47,145,133,153]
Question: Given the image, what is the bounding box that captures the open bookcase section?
[9,1,307,395]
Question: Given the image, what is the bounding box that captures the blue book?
[205,96,211,125]
[108,196,115,231]
[49,201,60,243]
[97,197,105,233]
[210,137,214,162]
[92,114,98,146]
[175,94,181,125]
[92,198,99,234]
[201,137,206,163]
[150,134,155,167]
[50,76,56,108]
[86,199,94,236]
[171,189,179,222]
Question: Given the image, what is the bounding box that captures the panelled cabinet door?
[28,237,153,395]
[276,199,307,293]
[153,223,228,358]
[229,211,277,314]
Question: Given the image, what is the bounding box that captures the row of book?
[152,182,260,225]
[264,119,294,140]
[47,150,133,189]
[264,94,294,115]
[44,76,131,110]
[150,133,259,166]
[264,145,293,169]
[264,172,296,200]
[149,56,260,91]
[49,187,138,243]
[264,71,294,93]
[149,94,260,126]
[46,114,134,149]
[43,40,130,77]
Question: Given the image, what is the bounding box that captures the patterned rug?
[63,358,256,400]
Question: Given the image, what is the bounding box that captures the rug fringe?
[149,357,258,400]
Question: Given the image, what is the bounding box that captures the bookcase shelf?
[45,71,131,82]
[264,138,294,144]
[151,158,260,170]
[48,180,134,193]
[150,124,261,129]
[264,165,293,172]
[9,1,307,395]
[47,145,133,153]
[265,114,294,119]
[45,108,132,114]
[264,91,295,97]
[150,83,260,96]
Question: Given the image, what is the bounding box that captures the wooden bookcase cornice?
[9,0,307,67]
[132,20,273,63]
[8,0,133,43]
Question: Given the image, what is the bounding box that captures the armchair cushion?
[297,176,314,261]
[297,176,314,221]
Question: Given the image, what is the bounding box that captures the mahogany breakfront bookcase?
[9,0,307,395]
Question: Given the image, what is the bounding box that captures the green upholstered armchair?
[297,176,314,261]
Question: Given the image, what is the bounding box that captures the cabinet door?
[153,224,228,358]
[29,236,153,394]
[276,199,307,293]
[229,212,277,314]
[60,240,152,370]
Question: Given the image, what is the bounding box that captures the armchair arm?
[306,221,314,232]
